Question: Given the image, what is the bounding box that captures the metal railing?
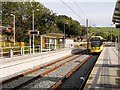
[0,44,65,58]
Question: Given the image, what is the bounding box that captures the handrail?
[0,44,66,58]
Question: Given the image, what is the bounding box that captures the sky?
[37,0,116,27]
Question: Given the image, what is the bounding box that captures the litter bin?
[20,42,25,55]
[20,42,24,48]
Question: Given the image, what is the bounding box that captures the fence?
[0,44,65,58]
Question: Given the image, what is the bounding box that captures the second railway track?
[1,51,84,89]
[1,50,97,90]
[49,55,92,90]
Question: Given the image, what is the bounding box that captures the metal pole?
[10,14,15,46]
[115,29,117,48]
[1,47,3,58]
[29,35,31,54]
[13,15,15,46]
[32,10,35,54]
[111,31,112,46]
[49,38,50,51]
[116,37,117,49]
[64,23,65,48]
[86,19,89,54]
[40,35,42,53]
[111,24,113,47]
[55,38,56,49]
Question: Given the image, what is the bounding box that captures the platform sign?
[28,30,39,35]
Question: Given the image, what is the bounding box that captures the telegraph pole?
[32,10,35,54]
[86,19,89,54]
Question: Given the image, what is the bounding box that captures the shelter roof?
[42,33,64,38]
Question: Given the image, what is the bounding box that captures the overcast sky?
[38,0,116,27]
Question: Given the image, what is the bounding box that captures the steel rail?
[49,55,92,90]
[79,64,94,90]
[2,54,74,85]
[11,54,82,90]
[79,55,98,90]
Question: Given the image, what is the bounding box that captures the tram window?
[100,41,103,45]
[91,40,101,47]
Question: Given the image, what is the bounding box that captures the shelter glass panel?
[45,38,49,43]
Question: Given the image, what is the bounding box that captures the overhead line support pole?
[86,19,89,54]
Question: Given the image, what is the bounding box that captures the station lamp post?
[32,10,35,54]
[10,14,15,46]
[32,9,40,54]
[64,23,65,47]
[64,21,68,48]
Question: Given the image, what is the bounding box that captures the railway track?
[13,55,82,90]
[1,49,96,90]
[1,54,75,86]
[1,49,86,89]
[2,54,74,84]
[49,55,92,90]
[56,55,99,90]
[21,55,92,89]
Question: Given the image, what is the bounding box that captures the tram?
[90,36,104,53]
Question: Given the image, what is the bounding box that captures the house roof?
[0,26,13,34]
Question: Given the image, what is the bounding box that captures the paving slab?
[85,47,120,90]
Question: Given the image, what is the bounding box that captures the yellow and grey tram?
[90,36,104,53]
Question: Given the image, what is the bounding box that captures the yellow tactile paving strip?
[84,47,119,90]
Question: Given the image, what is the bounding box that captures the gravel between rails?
[21,55,89,89]
[57,55,98,90]
[1,54,77,89]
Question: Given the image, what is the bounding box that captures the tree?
[95,32,105,38]
[56,15,82,38]
[2,2,56,43]
[2,2,84,44]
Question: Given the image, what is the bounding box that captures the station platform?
[0,48,72,81]
[85,47,120,90]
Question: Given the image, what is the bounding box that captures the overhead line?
[73,0,95,26]
[73,0,88,19]
[61,0,86,24]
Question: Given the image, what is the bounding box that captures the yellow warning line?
[85,51,103,89]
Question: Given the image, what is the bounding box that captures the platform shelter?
[112,0,120,58]
[41,33,64,51]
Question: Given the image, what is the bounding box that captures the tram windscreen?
[91,38,102,47]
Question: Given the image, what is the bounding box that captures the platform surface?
[85,47,120,90]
